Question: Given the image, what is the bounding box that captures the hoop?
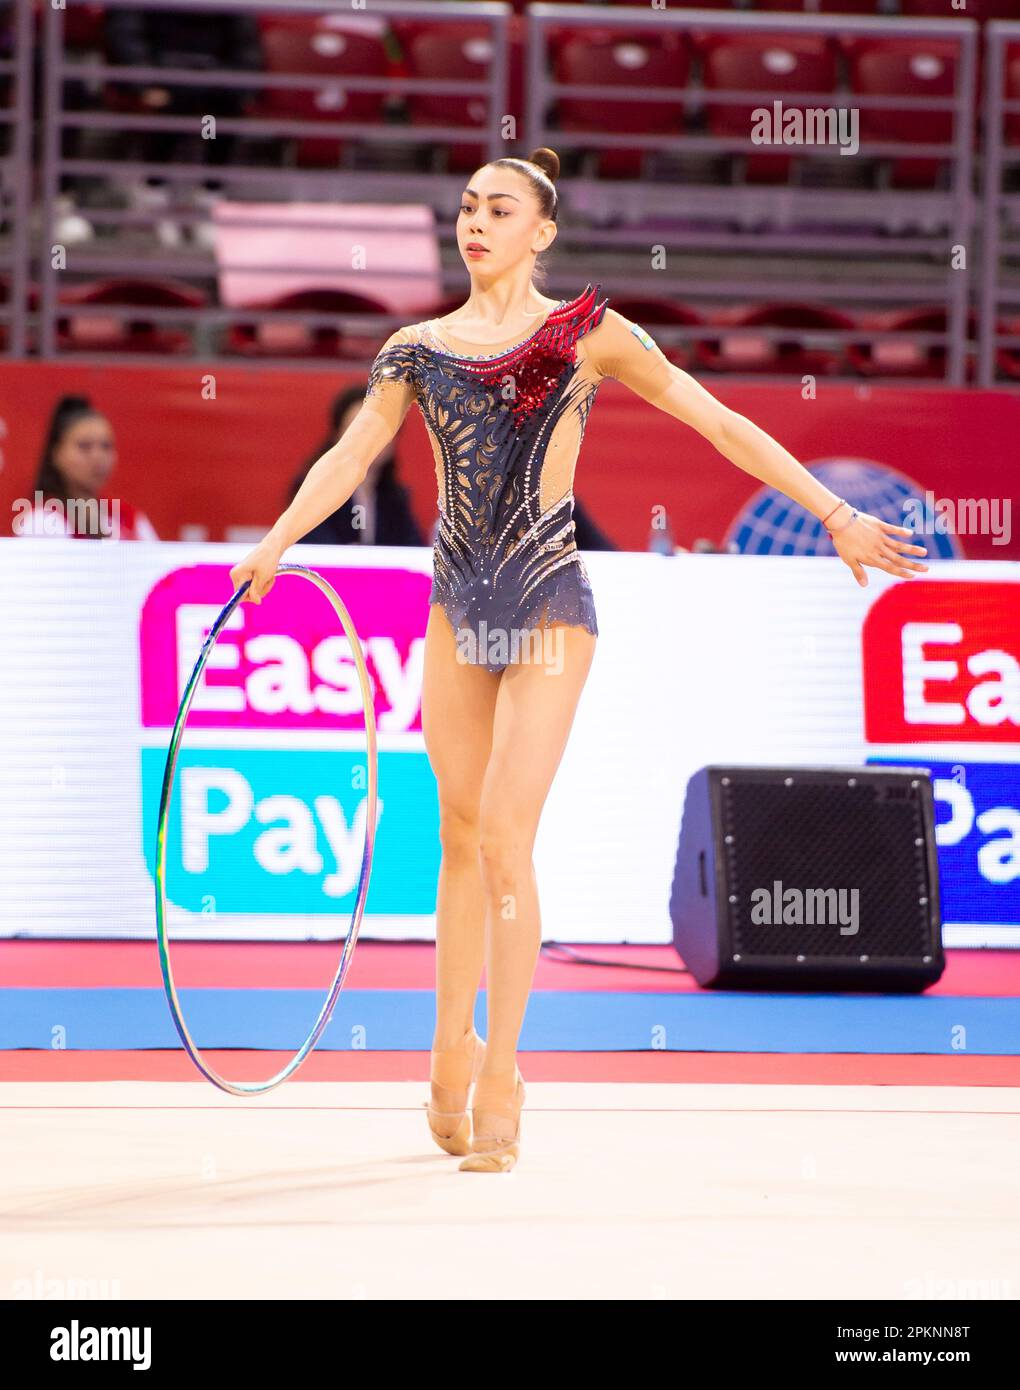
[153,563,378,1096]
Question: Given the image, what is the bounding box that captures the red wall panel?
[1,362,1016,558]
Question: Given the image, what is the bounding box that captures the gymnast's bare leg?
[420,602,500,1130]
[421,604,596,1154]
[474,619,595,1131]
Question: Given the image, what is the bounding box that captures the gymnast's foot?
[459,1066,526,1173]
[425,1026,486,1156]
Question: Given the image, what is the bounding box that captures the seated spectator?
[106,6,261,164]
[105,7,263,245]
[288,385,425,547]
[13,395,158,540]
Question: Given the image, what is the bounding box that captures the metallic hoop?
[154,563,378,1096]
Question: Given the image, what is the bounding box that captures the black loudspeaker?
[669,765,944,992]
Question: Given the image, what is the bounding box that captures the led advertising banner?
[0,541,1015,946]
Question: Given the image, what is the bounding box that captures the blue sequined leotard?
[362,282,673,672]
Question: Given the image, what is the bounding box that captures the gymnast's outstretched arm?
[588,309,928,587]
[229,328,418,603]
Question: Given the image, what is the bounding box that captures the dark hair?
[34,393,107,507]
[483,147,561,283]
[35,395,101,501]
[485,146,560,222]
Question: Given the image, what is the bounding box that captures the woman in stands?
[15,395,158,540]
[230,148,927,1173]
[287,385,425,547]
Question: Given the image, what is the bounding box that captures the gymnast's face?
[53,414,117,496]
[458,165,556,279]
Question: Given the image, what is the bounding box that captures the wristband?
[820,499,848,526]
[826,508,859,538]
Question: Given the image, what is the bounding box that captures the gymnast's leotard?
[362,282,677,672]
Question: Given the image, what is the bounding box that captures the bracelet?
[820,498,849,526]
[826,508,859,538]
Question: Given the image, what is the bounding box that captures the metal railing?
[4,0,1001,384]
[38,0,512,360]
[1,0,33,357]
[527,5,978,386]
[979,21,1020,388]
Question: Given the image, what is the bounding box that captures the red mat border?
[2,1050,1018,1086]
[3,940,1018,996]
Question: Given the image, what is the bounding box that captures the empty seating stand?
[0,0,1005,386]
[980,20,1020,386]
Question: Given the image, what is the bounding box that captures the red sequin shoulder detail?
[443,282,609,425]
[541,281,610,357]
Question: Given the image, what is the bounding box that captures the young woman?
[229,147,927,1174]
[15,395,158,540]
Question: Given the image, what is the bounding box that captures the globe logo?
[723,459,964,560]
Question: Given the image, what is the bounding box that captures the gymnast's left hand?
[831,512,929,588]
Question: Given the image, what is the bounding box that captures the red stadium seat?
[699,34,839,184]
[57,277,206,354]
[900,0,1018,15]
[390,21,499,173]
[847,306,977,381]
[611,0,736,7]
[225,288,386,360]
[753,0,879,12]
[255,15,390,168]
[995,317,1020,382]
[846,38,960,188]
[1006,43,1020,147]
[696,302,855,376]
[64,3,107,50]
[550,27,691,179]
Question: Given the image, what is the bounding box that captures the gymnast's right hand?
[230,534,284,605]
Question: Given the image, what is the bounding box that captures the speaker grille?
[719,776,933,960]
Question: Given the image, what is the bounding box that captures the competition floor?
[3,942,1019,1300]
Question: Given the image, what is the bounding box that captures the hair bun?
[527,147,560,184]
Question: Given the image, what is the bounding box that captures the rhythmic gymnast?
[230,146,928,1173]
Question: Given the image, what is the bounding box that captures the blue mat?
[2,989,1019,1054]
